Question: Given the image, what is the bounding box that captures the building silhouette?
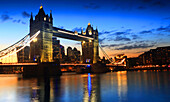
[127,46,170,67]
[30,5,53,62]
[138,46,170,66]
[66,47,81,63]
[52,37,65,62]
[81,23,99,63]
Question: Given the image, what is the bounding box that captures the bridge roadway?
[0,63,122,67]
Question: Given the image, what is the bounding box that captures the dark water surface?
[0,71,170,102]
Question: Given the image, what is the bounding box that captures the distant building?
[128,46,170,67]
[52,37,65,62]
[138,46,170,65]
[66,47,81,63]
[73,48,81,63]
[52,37,60,61]
[17,46,30,63]
[126,57,138,68]
[60,45,65,63]
[67,47,73,58]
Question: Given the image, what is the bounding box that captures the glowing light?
[87,64,91,68]
[40,5,43,9]
[44,17,46,21]
[89,40,92,42]
[33,38,37,42]
[83,41,85,44]
[89,30,92,35]
[88,22,91,25]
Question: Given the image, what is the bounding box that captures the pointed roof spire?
[30,12,33,21]
[40,3,43,9]
[88,22,91,25]
[50,10,52,18]
[31,12,33,18]
[38,4,45,16]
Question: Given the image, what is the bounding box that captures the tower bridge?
[29,5,99,63]
[0,5,126,74]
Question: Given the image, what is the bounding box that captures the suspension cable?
[0,31,40,60]
[99,44,115,63]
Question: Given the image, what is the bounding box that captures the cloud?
[109,53,124,56]
[12,19,26,25]
[138,6,146,10]
[114,36,131,41]
[98,30,116,36]
[131,34,140,40]
[163,17,170,20]
[22,22,26,24]
[72,27,85,32]
[111,29,132,36]
[99,38,106,44]
[114,32,126,35]
[139,30,152,34]
[13,19,21,23]
[156,25,170,32]
[101,43,124,48]
[0,14,13,22]
[22,11,30,18]
[0,13,26,25]
[115,43,155,50]
[152,1,165,6]
[84,3,100,9]
[157,27,167,31]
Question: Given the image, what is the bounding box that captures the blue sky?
[0,0,170,58]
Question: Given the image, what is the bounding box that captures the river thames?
[0,70,170,102]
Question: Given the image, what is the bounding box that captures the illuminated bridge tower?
[30,5,53,62]
[81,23,99,63]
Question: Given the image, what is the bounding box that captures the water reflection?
[82,73,100,102]
[117,71,127,101]
[0,71,170,102]
[0,75,18,102]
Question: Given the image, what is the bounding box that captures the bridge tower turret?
[29,5,53,62]
[81,23,99,63]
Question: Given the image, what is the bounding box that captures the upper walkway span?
[53,27,94,41]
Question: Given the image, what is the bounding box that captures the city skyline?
[0,0,170,58]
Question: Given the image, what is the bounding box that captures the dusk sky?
[0,0,170,58]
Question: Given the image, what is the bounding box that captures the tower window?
[49,18,51,22]
[89,30,92,35]
[44,17,46,21]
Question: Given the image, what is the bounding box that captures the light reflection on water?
[0,71,170,102]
